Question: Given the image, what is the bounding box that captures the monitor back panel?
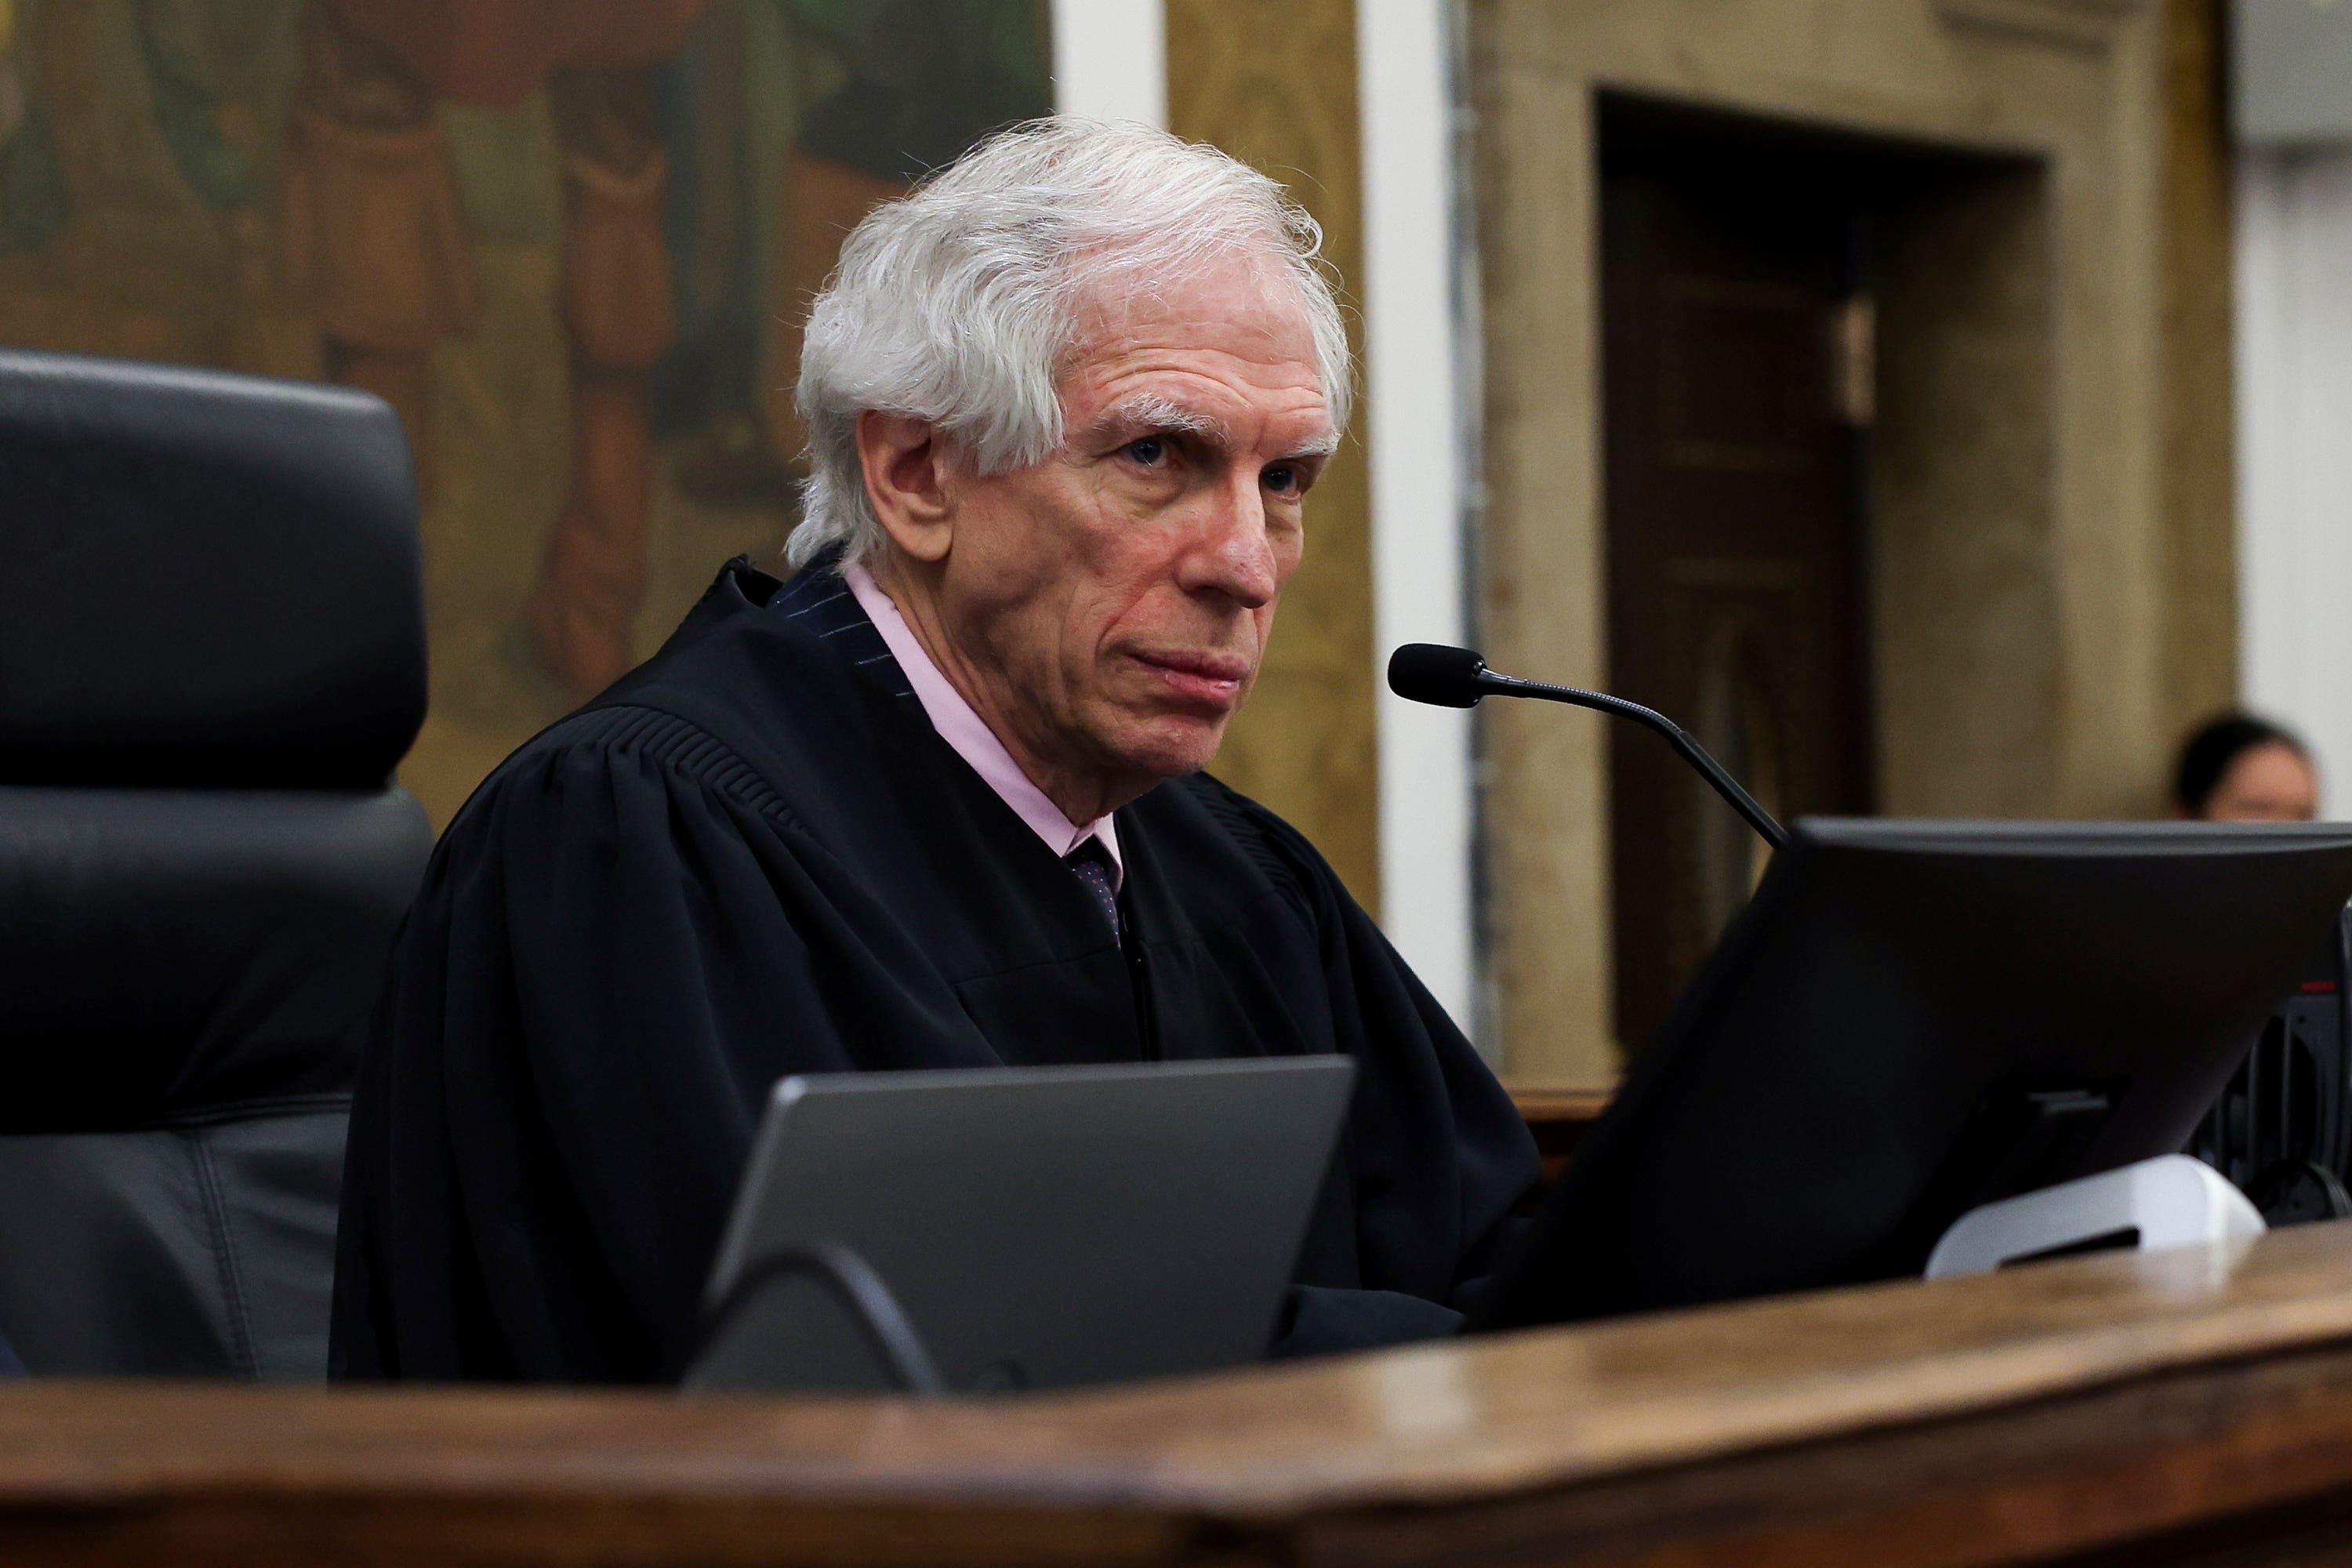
[1483,820,2352,1329]
[695,1056,1355,1394]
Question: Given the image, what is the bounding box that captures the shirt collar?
[844,561,1123,888]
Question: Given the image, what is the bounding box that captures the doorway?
[1599,99,1881,1055]
[1469,2,2122,1090]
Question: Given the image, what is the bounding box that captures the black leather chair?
[0,350,431,1379]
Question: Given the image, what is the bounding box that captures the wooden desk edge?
[9,1225,2352,1523]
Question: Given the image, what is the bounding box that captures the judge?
[332,118,1540,1382]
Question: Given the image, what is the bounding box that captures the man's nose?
[1181,474,1279,608]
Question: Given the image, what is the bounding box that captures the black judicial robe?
[331,558,1540,1382]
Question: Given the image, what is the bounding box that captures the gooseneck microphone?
[1388,643,1789,851]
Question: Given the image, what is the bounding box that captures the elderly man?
[332,118,1539,1382]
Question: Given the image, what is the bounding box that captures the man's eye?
[1263,464,1298,493]
[1126,437,1166,466]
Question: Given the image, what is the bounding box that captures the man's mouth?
[1131,648,1251,707]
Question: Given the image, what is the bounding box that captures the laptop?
[683,1055,1356,1396]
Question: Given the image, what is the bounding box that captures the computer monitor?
[1477,819,2352,1331]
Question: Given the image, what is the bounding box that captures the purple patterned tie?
[1064,837,1122,940]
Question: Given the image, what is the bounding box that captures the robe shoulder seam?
[543,704,812,836]
[1171,775,1323,930]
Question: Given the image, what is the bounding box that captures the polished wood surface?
[15,1222,2352,1563]
[2160,0,2241,746]
[1166,0,1381,913]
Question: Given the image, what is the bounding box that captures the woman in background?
[2174,713,2321,822]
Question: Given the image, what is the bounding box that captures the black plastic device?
[2191,905,2352,1224]
[1476,819,2352,1330]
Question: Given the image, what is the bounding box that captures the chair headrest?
[0,350,427,788]
[0,784,434,1129]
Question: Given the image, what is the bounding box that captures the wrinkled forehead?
[1054,253,1334,435]
[1062,251,1323,377]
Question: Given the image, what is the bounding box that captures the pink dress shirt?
[844,561,1123,889]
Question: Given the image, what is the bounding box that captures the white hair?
[786,116,1354,569]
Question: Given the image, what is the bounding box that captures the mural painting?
[0,0,1051,824]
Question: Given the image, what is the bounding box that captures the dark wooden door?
[1602,169,1875,1058]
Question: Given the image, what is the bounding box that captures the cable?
[687,1239,948,1396]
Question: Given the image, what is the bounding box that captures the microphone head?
[1387,643,1490,708]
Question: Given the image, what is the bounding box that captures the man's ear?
[856,411,955,564]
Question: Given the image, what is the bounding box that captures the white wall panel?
[1359,0,1480,1039]
[2238,151,2352,817]
[1050,0,1167,129]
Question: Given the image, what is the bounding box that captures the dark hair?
[2173,713,2312,815]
